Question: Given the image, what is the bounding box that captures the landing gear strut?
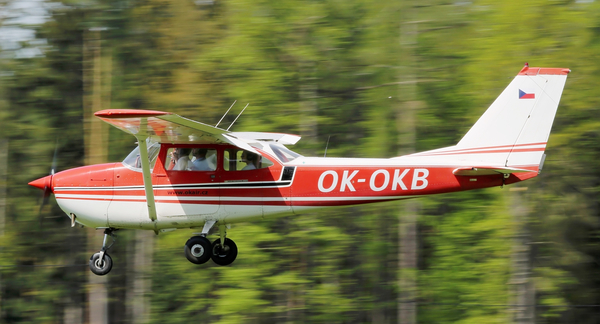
[184,222,238,266]
[89,228,116,276]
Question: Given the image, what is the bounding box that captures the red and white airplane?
[29,65,569,275]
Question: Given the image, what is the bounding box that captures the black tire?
[184,236,212,264]
[211,238,238,266]
[89,252,113,276]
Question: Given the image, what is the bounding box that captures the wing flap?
[229,132,301,145]
[222,134,260,155]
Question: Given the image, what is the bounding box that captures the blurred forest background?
[1,0,600,323]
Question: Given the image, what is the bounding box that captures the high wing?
[95,109,301,153]
[95,109,250,153]
[95,109,301,231]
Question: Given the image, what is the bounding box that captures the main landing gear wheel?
[89,252,113,276]
[89,228,117,276]
[211,238,238,266]
[184,236,212,264]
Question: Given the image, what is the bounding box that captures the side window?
[261,156,274,168]
[223,149,274,171]
[167,147,217,171]
[122,140,161,170]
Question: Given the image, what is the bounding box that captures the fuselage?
[35,143,537,231]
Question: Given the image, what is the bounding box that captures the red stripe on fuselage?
[55,166,537,209]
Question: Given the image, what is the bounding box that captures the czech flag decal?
[519,89,535,99]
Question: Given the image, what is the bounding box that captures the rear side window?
[223,149,274,171]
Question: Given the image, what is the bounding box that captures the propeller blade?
[39,185,51,214]
[32,141,59,214]
[51,139,58,176]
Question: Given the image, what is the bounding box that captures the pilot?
[172,148,193,171]
[192,148,213,171]
[241,151,259,170]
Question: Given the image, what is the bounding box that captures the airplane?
[29,64,569,275]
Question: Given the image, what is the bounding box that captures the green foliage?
[2,0,600,322]
[419,190,513,323]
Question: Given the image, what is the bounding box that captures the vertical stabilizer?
[453,65,570,170]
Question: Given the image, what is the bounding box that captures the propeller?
[40,142,58,212]
[29,141,58,214]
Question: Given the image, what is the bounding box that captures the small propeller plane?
[29,64,569,275]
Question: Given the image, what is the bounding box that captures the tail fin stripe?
[417,147,545,157]
[412,142,547,156]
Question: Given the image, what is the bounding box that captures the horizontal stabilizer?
[453,166,533,176]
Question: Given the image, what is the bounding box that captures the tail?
[411,64,570,173]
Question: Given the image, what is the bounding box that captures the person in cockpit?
[171,148,193,171]
[192,148,213,171]
[241,151,259,170]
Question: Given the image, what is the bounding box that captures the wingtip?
[95,109,172,118]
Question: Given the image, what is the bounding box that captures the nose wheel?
[89,228,116,276]
[90,252,113,276]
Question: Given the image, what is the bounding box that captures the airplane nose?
[29,175,53,192]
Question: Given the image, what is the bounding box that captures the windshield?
[269,144,302,162]
[122,139,161,170]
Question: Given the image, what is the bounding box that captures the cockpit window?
[269,144,302,162]
[122,139,161,170]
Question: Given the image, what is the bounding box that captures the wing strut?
[136,118,158,226]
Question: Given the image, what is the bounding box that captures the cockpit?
[121,139,302,173]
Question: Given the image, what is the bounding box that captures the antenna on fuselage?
[215,100,237,128]
[227,103,249,131]
[324,135,331,157]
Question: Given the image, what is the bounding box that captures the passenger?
[241,151,258,170]
[172,148,193,171]
[168,148,179,170]
[192,148,213,171]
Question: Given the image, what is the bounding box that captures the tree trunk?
[398,2,419,323]
[299,60,318,155]
[84,27,109,324]
[128,230,154,324]
[509,188,535,323]
[0,139,6,320]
